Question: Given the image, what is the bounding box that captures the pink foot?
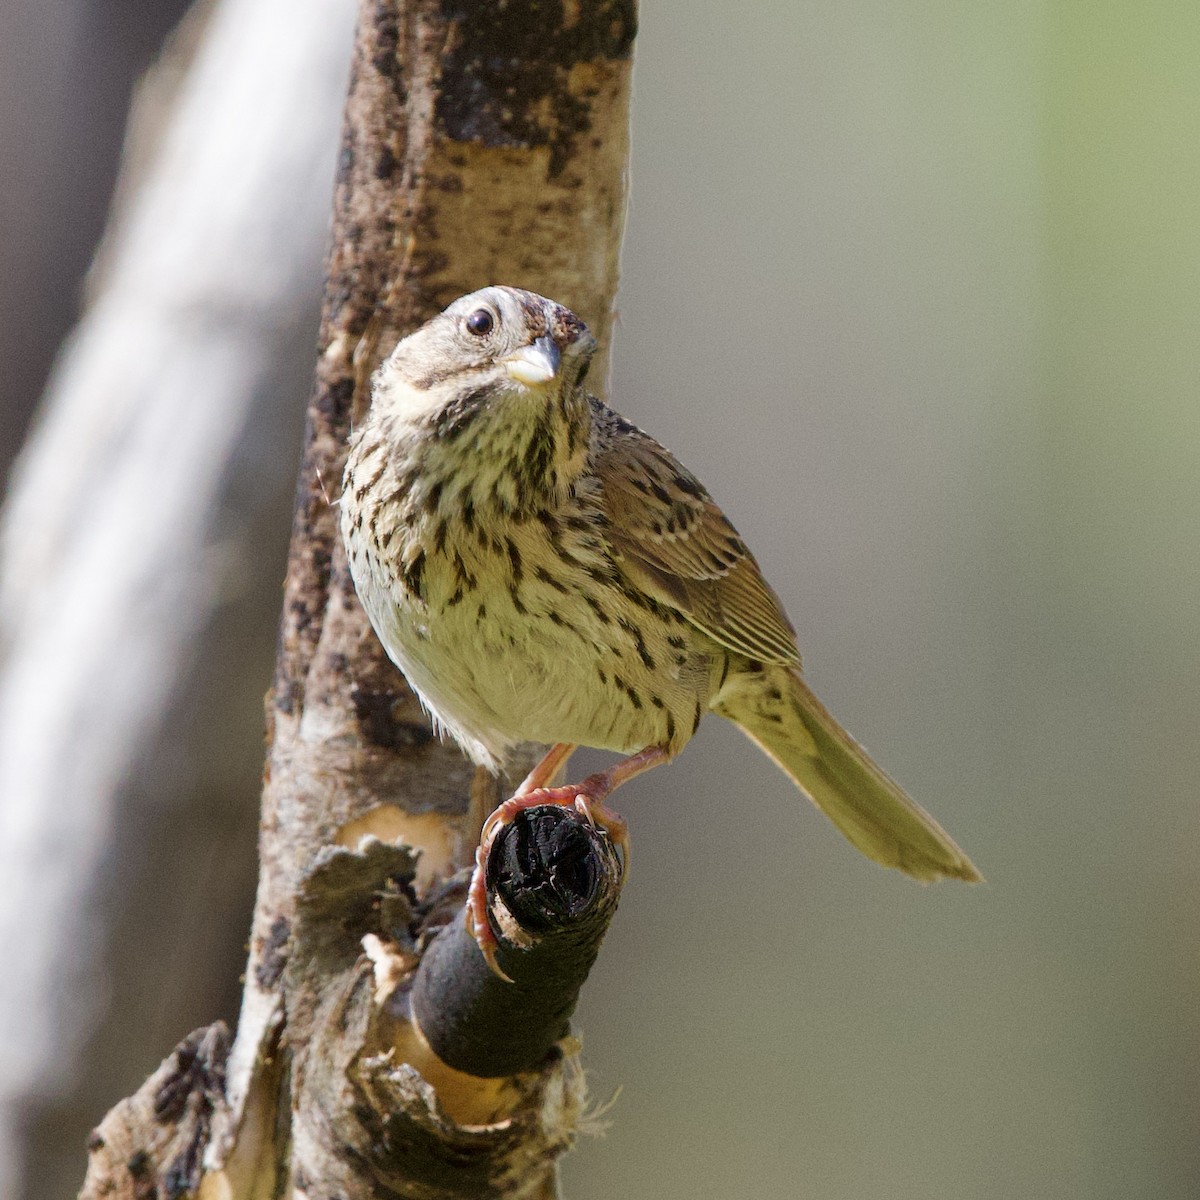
[480,783,630,856]
[466,782,631,980]
[466,840,511,982]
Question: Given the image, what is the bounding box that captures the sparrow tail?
[713,666,981,883]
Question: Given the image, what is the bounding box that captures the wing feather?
[590,402,801,667]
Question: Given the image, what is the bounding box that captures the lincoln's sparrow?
[342,287,980,971]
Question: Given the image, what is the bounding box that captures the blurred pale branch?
[0,1,354,1195]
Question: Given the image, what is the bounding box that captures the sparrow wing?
[590,402,801,667]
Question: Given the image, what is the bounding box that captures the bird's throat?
[388,381,593,521]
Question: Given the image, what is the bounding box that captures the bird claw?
[466,782,630,980]
[480,783,629,863]
[465,841,514,983]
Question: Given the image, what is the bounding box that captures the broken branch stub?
[412,806,626,1078]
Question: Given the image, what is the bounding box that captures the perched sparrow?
[342,287,980,971]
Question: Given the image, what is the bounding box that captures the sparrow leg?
[514,741,578,797]
[467,743,670,978]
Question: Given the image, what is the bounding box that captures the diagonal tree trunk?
[80,2,637,1195]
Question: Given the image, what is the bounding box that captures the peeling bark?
[81,1024,232,1200]
[80,0,636,1195]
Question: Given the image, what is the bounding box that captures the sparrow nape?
[342,286,981,975]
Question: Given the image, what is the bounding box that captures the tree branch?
[79,0,637,1195]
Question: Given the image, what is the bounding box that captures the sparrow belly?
[351,522,709,771]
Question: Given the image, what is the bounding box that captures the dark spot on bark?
[154,1039,203,1125]
[372,9,403,92]
[255,915,291,990]
[318,374,355,421]
[375,143,398,180]
[163,1148,202,1200]
[337,137,354,185]
[353,685,435,752]
[413,248,450,279]
[273,677,300,716]
[436,0,637,177]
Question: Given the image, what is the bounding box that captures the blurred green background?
[2,1,1198,1197]
[569,3,1200,1197]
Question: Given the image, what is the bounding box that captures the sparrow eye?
[465,308,495,337]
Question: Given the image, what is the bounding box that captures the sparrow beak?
[504,336,561,386]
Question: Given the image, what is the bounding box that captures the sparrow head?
[372,286,597,429]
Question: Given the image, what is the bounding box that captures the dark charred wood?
[411,805,624,1078]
